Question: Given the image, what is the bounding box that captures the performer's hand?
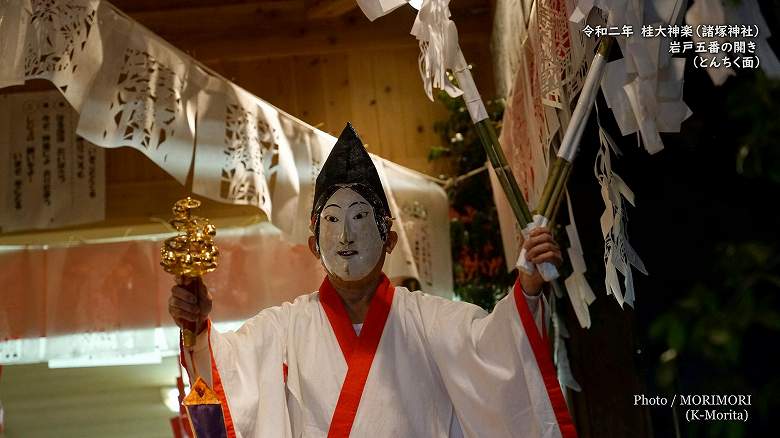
[169,276,213,331]
[519,228,563,296]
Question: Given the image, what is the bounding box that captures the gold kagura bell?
[161,197,219,347]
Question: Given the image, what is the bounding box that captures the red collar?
[318,274,395,437]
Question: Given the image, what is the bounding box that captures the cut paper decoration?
[280,113,335,244]
[594,118,648,308]
[355,0,408,22]
[193,77,294,222]
[409,0,465,100]
[76,4,196,184]
[538,0,589,109]
[22,0,102,111]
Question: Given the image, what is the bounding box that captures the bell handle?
[177,275,204,348]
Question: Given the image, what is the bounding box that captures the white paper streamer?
[355,0,408,21]
[563,192,596,328]
[594,119,648,308]
[410,0,464,100]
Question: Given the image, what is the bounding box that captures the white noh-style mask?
[318,187,384,281]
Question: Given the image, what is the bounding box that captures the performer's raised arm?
[417,228,575,438]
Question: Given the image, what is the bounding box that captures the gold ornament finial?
[160,197,219,347]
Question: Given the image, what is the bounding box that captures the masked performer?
[170,123,572,438]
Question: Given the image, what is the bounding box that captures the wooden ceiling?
[109,0,494,61]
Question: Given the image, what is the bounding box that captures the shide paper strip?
[574,0,692,154]
[356,0,407,22]
[594,120,648,308]
[563,193,596,328]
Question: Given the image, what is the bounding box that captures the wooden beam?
[126,1,305,40]
[306,0,358,20]
[169,8,491,63]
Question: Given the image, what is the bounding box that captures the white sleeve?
[181,302,293,437]
[418,287,566,438]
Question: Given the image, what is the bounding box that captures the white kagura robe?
[183,275,576,438]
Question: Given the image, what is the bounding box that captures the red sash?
[513,279,578,438]
[319,275,395,438]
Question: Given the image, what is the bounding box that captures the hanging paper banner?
[193,78,273,219]
[381,160,453,298]
[0,91,105,233]
[76,4,196,184]
[192,77,300,224]
[22,0,103,111]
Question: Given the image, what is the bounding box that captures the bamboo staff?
[516,37,614,280]
[450,48,532,229]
